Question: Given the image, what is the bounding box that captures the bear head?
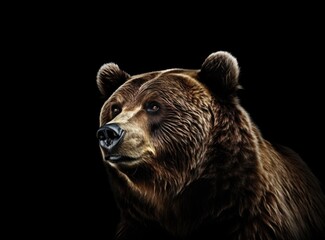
[96,51,241,187]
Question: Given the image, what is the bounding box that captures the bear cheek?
[117,117,156,160]
[120,128,154,158]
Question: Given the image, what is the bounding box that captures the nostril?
[97,130,107,141]
[106,128,118,140]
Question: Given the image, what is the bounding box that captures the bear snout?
[97,123,125,155]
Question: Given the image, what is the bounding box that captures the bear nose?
[96,123,125,152]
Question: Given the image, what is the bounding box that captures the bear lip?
[105,154,135,163]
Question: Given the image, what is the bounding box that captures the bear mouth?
[105,154,135,163]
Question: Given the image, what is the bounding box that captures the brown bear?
[96,51,325,240]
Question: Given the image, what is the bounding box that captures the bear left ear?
[96,63,130,98]
[199,51,241,100]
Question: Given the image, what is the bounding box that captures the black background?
[12,6,324,239]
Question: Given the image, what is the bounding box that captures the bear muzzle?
[97,123,126,162]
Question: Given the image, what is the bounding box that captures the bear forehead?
[133,68,199,80]
[115,68,204,97]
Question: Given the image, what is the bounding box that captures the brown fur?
[96,51,325,239]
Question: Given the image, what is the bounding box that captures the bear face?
[98,69,214,180]
[96,52,325,240]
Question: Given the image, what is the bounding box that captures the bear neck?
[154,102,268,237]
[208,102,265,212]
[164,102,267,236]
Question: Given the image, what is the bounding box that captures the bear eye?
[145,101,160,114]
[111,104,121,117]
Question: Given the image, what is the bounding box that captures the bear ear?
[199,51,241,100]
[96,63,130,97]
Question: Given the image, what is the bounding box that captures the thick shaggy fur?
[96,51,325,240]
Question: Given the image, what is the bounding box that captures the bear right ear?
[199,51,241,101]
[96,63,130,97]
